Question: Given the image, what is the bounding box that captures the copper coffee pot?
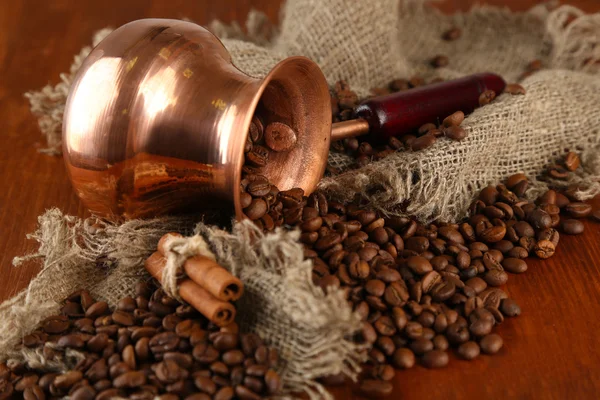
[63,19,505,220]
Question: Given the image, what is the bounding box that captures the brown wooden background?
[1,1,599,399]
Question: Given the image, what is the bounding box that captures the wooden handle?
[352,73,506,141]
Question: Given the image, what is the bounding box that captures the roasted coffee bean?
[431,281,456,302]
[533,239,555,259]
[502,258,527,274]
[422,350,449,368]
[410,338,434,355]
[57,334,85,349]
[235,385,262,400]
[504,83,526,95]
[484,270,508,287]
[406,256,433,275]
[246,145,269,168]
[506,246,528,259]
[564,151,580,171]
[479,226,506,242]
[410,133,436,150]
[249,116,264,142]
[264,122,297,152]
[113,371,146,388]
[42,315,70,334]
[150,332,179,355]
[528,209,552,230]
[446,323,470,344]
[244,199,268,220]
[500,298,522,317]
[85,302,109,319]
[443,125,467,141]
[112,310,135,326]
[561,219,584,235]
[478,90,496,106]
[442,111,464,127]
[457,341,480,360]
[54,371,83,390]
[390,347,415,370]
[358,379,394,398]
[565,202,592,218]
[480,333,503,354]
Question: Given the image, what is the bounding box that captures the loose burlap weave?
[9,0,600,398]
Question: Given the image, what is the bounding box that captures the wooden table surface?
[1,1,599,399]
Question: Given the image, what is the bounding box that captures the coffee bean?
[42,315,70,334]
[247,178,272,198]
[359,379,394,397]
[533,239,555,259]
[443,126,467,141]
[446,323,469,344]
[422,350,449,368]
[410,133,436,150]
[235,385,262,400]
[484,270,508,287]
[565,202,592,218]
[54,371,83,390]
[528,209,552,230]
[457,341,480,360]
[113,371,146,389]
[442,111,464,127]
[406,256,433,275]
[479,226,506,242]
[410,338,434,355]
[478,90,496,106]
[504,83,526,95]
[561,219,584,235]
[249,116,264,143]
[112,310,134,326]
[564,151,580,171]
[214,386,235,400]
[502,258,527,274]
[246,145,269,168]
[431,281,456,302]
[85,302,109,319]
[506,246,528,259]
[244,198,268,220]
[264,122,297,152]
[480,333,503,354]
[500,298,522,317]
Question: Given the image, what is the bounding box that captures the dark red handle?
[354,73,506,140]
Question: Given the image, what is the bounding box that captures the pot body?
[63,19,331,220]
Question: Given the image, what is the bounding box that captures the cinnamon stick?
[158,233,244,302]
[144,252,236,327]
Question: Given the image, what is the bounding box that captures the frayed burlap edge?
[2,209,194,361]
[3,211,364,400]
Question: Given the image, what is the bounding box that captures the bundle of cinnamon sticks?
[144,233,243,327]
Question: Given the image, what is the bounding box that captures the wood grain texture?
[0,1,598,399]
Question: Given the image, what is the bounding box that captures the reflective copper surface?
[63,19,331,220]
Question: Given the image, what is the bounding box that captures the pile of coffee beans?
[238,122,596,397]
[3,282,282,400]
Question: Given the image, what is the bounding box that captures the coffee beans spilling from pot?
[4,282,282,400]
[239,125,595,397]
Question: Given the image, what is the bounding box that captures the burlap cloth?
[8,0,600,398]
